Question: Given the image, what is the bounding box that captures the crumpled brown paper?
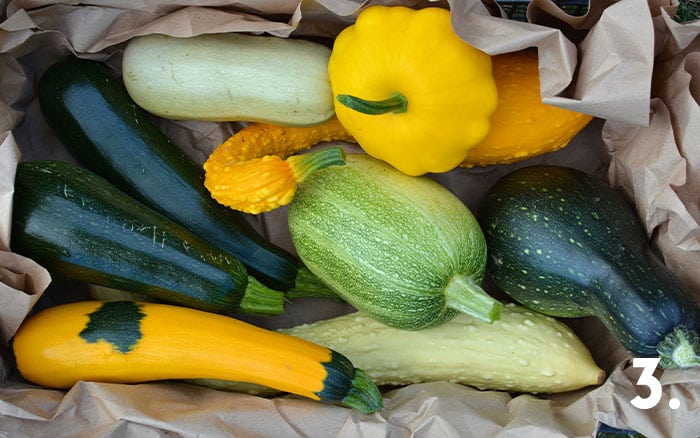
[0,132,51,347]
[2,0,700,436]
[605,6,700,305]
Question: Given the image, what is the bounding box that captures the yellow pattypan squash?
[328,6,498,176]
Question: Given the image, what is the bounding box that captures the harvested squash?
[12,300,384,414]
[282,304,605,394]
[204,146,346,214]
[203,117,354,214]
[480,165,700,368]
[122,33,335,126]
[460,49,593,167]
[288,154,502,330]
[11,160,284,316]
[327,5,498,176]
[208,116,354,163]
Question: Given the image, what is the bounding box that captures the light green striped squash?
[287,153,502,330]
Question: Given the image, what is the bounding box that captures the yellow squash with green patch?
[11,301,383,414]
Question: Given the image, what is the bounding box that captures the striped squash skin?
[288,153,496,330]
[480,165,699,359]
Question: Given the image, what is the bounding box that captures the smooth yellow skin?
[328,6,498,176]
[12,301,331,400]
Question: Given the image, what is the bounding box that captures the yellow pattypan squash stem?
[335,92,408,115]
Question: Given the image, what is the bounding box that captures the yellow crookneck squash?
[203,117,351,214]
[328,5,498,176]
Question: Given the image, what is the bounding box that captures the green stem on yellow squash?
[289,146,346,183]
[336,92,408,115]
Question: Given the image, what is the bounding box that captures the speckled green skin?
[288,154,489,330]
[480,165,699,358]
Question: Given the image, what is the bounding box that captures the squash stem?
[657,325,700,368]
[336,92,408,115]
[444,274,503,324]
[237,276,286,316]
[341,368,384,414]
[289,146,346,183]
[285,265,344,302]
[318,351,384,414]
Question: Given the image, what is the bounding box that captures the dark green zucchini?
[36,57,328,295]
[480,165,700,368]
[11,160,284,316]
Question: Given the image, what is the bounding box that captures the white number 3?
[631,357,662,409]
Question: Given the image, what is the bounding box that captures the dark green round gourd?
[480,165,700,368]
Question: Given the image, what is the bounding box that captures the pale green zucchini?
[281,303,606,394]
[122,33,335,126]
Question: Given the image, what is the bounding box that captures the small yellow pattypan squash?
[328,6,498,176]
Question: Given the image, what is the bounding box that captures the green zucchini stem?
[657,325,700,368]
[318,351,383,414]
[291,146,346,183]
[285,265,344,302]
[340,368,384,414]
[236,276,286,316]
[444,273,503,324]
[336,91,408,115]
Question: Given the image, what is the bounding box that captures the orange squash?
[460,49,593,168]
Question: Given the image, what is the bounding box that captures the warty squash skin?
[11,301,384,414]
[282,304,605,394]
[480,165,700,368]
[460,49,593,168]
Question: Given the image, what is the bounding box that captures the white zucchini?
[122,33,335,126]
[281,303,606,394]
